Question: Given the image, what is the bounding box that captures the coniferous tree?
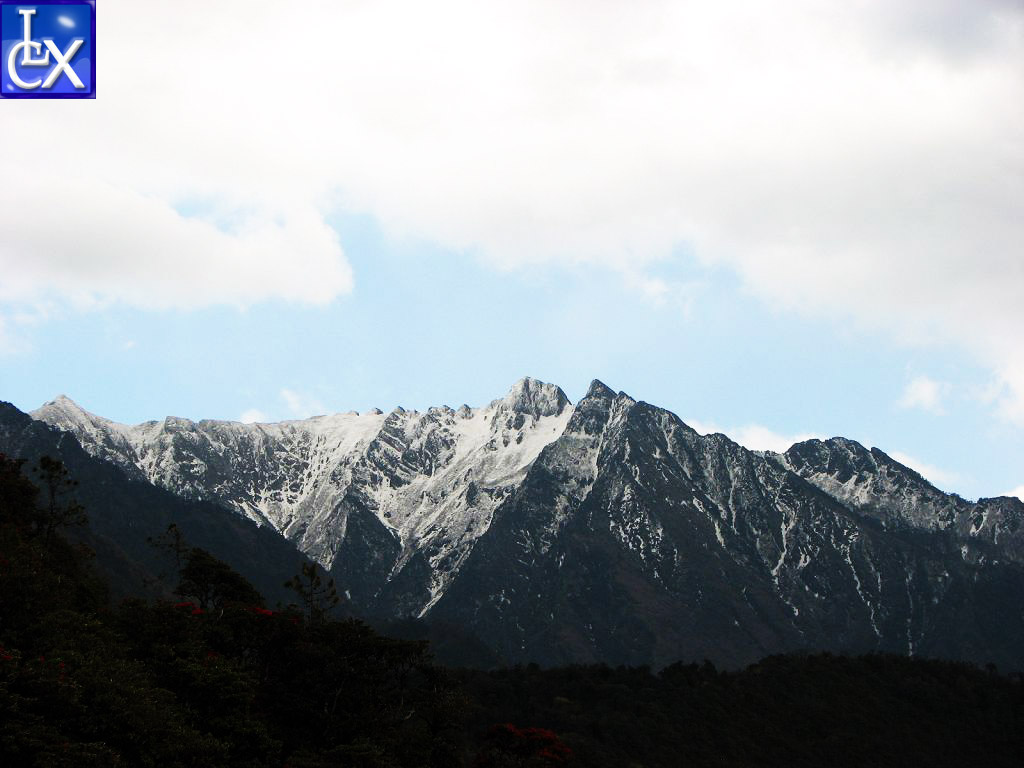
[31,455,87,546]
[285,562,341,623]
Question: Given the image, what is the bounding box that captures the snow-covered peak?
[30,380,578,615]
[32,395,128,439]
[26,377,1024,649]
[492,377,571,418]
[33,394,93,424]
[31,396,148,482]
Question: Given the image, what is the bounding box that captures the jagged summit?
[35,394,88,418]
[583,379,615,399]
[29,381,1018,579]
[37,378,573,428]
[33,394,120,434]
[493,377,571,418]
[29,378,580,614]
[780,436,988,534]
[785,435,930,488]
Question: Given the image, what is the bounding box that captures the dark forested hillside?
[457,655,1024,768]
[0,401,310,606]
[2,452,1023,767]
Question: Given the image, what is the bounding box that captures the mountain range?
[7,377,1024,669]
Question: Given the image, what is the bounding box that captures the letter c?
[7,41,44,89]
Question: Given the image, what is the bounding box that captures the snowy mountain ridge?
[33,378,574,614]
[30,377,1024,666]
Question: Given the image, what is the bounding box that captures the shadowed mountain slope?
[23,379,1024,668]
[0,401,310,606]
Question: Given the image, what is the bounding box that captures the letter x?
[41,39,85,89]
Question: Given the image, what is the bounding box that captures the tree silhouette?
[175,547,264,612]
[31,455,86,545]
[146,522,190,591]
[285,562,341,623]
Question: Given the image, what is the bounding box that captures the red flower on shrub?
[474,722,573,765]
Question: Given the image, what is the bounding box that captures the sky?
[0,0,1021,502]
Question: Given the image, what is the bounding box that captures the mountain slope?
[781,437,1024,563]
[33,379,573,616]
[432,382,1024,667]
[0,402,310,606]
[27,378,1024,669]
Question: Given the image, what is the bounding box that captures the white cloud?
[687,419,821,454]
[238,390,327,423]
[621,270,701,313]
[2,0,1022,419]
[0,179,351,310]
[898,375,951,413]
[280,389,325,420]
[888,451,961,491]
[239,408,267,424]
[1004,485,1024,502]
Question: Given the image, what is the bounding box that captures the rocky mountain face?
[28,378,1024,669]
[0,402,311,607]
[781,438,1024,563]
[33,379,573,616]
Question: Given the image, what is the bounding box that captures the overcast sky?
[1,0,1022,501]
